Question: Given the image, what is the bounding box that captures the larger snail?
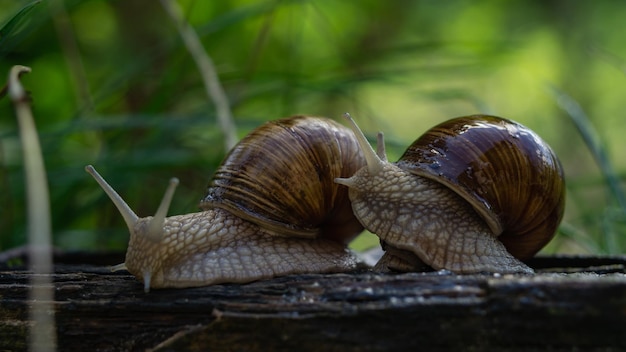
[86,116,366,291]
[335,113,565,274]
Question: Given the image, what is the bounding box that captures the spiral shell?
[201,116,366,243]
[395,115,565,260]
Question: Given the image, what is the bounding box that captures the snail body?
[87,116,366,291]
[335,114,565,274]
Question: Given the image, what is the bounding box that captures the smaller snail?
[335,113,565,274]
[86,116,366,291]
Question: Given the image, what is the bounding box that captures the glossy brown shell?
[201,116,366,244]
[396,115,565,260]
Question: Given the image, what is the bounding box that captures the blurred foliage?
[1,0,626,255]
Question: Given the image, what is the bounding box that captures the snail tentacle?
[142,269,152,293]
[376,132,387,162]
[146,177,179,242]
[110,263,127,272]
[341,113,384,174]
[85,165,139,231]
[335,113,387,189]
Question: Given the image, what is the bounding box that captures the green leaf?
[0,1,43,56]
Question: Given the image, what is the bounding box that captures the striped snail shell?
[201,115,366,242]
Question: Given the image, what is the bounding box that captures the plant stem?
[160,0,238,150]
[9,65,57,352]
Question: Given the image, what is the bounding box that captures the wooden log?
[1,254,625,351]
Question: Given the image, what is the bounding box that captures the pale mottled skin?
[338,163,533,274]
[124,208,357,289]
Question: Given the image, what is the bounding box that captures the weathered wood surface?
[1,253,626,351]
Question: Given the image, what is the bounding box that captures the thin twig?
[9,65,57,352]
[160,0,237,150]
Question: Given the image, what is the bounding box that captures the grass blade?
[549,85,625,253]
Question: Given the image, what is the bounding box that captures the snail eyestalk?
[376,131,387,162]
[85,165,139,233]
[341,113,385,174]
[335,113,387,189]
[146,177,180,242]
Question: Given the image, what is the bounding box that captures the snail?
[86,116,366,291]
[335,113,565,274]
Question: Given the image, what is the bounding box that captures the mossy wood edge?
[1,254,625,351]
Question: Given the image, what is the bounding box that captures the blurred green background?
[1,0,625,256]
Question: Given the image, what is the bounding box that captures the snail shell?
[396,115,565,260]
[201,115,366,243]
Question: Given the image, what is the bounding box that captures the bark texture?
[0,253,625,351]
